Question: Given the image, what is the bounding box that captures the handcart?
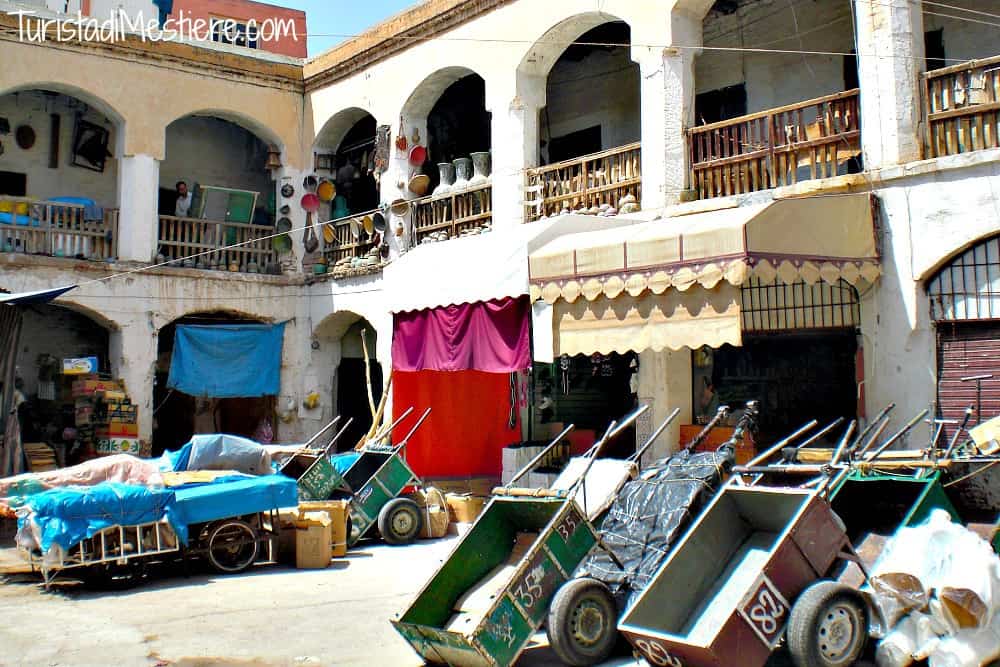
[544,402,758,666]
[18,473,298,587]
[391,406,647,667]
[619,478,865,667]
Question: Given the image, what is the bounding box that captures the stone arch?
[400,66,487,120]
[164,108,284,154]
[516,11,634,82]
[0,82,126,156]
[313,106,377,153]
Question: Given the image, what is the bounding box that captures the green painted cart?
[393,407,649,667]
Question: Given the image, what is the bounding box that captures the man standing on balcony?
[174,181,192,218]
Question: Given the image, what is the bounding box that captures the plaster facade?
[1,0,999,456]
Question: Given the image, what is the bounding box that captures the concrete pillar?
[634,34,699,210]
[109,313,157,445]
[489,74,544,230]
[636,348,693,460]
[116,154,159,263]
[853,0,925,167]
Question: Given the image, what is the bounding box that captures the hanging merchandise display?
[374,124,391,173]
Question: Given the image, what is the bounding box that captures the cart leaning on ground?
[282,407,432,547]
[391,405,648,667]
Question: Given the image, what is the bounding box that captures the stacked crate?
[72,376,140,457]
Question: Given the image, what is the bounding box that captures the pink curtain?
[392,296,530,372]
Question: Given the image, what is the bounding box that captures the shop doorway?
[530,352,638,459]
[693,331,858,445]
[336,358,383,452]
[152,312,272,456]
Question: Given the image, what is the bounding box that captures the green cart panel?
[346,450,420,545]
[393,496,598,667]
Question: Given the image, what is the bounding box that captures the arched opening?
[153,311,274,455]
[927,233,1000,441]
[157,113,280,273]
[10,302,113,467]
[0,88,121,260]
[540,21,639,164]
[423,74,491,193]
[313,109,380,220]
[519,17,642,219]
[314,312,383,452]
[690,0,861,198]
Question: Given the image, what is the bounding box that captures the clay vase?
[452,157,472,191]
[469,151,491,186]
[433,162,455,197]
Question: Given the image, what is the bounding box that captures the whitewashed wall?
[0,90,119,206]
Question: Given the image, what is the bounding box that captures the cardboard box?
[445,494,486,524]
[297,500,349,557]
[72,378,121,398]
[63,357,98,375]
[294,511,332,569]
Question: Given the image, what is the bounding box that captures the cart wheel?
[547,578,618,666]
[206,519,259,574]
[787,580,868,667]
[377,498,422,545]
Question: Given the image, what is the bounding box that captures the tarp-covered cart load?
[15,473,298,585]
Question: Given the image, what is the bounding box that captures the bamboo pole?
[360,328,377,419]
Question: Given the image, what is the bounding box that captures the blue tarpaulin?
[21,474,298,550]
[19,482,177,552]
[167,323,286,398]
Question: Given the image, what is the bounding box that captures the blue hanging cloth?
[167,322,286,398]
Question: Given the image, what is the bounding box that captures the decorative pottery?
[390,199,410,216]
[408,144,427,167]
[15,125,35,150]
[408,174,430,196]
[452,157,472,190]
[281,184,294,198]
[301,193,320,212]
[433,163,455,196]
[469,152,491,186]
[302,174,318,192]
[322,223,335,244]
[362,215,374,236]
[372,211,387,233]
[317,179,336,202]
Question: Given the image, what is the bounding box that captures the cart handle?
[829,420,857,467]
[566,419,621,501]
[865,409,929,463]
[943,405,975,459]
[608,404,650,440]
[852,417,892,460]
[322,417,354,456]
[504,424,576,490]
[368,406,415,445]
[684,404,732,453]
[301,416,341,449]
[785,417,846,459]
[743,419,818,469]
[629,408,681,466]
[848,403,895,454]
[393,408,432,450]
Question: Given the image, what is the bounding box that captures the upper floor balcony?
[925,55,1000,158]
[0,196,119,262]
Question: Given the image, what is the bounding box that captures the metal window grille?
[927,235,1000,321]
[740,277,860,332]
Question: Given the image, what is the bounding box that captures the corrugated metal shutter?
[937,321,1000,440]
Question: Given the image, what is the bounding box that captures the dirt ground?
[0,538,645,667]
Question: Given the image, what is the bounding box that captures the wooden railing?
[323,208,379,265]
[688,89,861,200]
[157,215,276,271]
[412,184,492,245]
[924,56,1000,158]
[525,143,641,222]
[0,197,118,260]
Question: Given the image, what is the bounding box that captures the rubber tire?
[206,519,259,574]
[787,580,868,667]
[377,498,422,545]
[546,578,618,666]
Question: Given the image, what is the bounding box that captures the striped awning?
[529,193,880,305]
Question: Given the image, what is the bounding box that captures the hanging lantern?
[265,147,282,171]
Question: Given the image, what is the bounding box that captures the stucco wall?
[161,115,273,202]
[168,0,307,58]
[16,304,110,396]
[923,0,999,64]
[0,90,119,206]
[697,0,855,113]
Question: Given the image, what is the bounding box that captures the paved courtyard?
[0,537,644,667]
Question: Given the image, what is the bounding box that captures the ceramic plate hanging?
[281,184,294,198]
[317,179,336,202]
[362,215,374,236]
[372,211,386,233]
[322,223,335,244]
[301,193,320,212]
[408,145,427,166]
[390,199,410,216]
[408,174,430,196]
[302,174,318,192]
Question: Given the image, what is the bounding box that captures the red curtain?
[393,370,520,478]
[391,296,530,372]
